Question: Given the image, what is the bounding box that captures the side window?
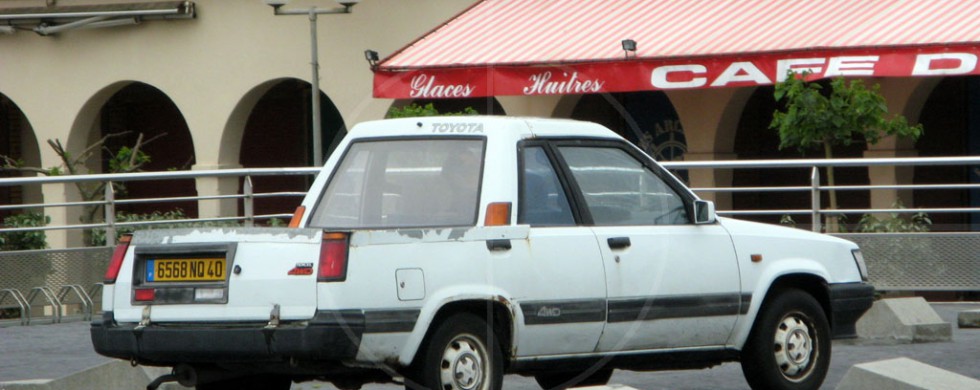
[520,146,575,226]
[558,146,688,226]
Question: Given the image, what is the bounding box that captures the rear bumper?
[828,282,875,339]
[90,310,365,365]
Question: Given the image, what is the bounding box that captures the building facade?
[2,0,978,249]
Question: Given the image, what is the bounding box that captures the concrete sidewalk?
[1,303,977,389]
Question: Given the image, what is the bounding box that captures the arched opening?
[392,97,506,116]
[570,92,686,162]
[914,76,980,231]
[239,79,346,220]
[0,94,42,220]
[732,85,869,229]
[98,83,198,218]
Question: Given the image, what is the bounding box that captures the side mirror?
[694,200,716,224]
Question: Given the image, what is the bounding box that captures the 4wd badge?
[288,262,314,276]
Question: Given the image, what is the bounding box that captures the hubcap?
[440,335,488,390]
[772,313,815,381]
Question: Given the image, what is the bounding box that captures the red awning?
[373,0,980,99]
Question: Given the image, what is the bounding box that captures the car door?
[494,143,607,357]
[554,142,742,351]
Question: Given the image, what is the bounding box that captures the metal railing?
[662,155,980,232]
[0,157,978,238]
[0,167,320,243]
[0,157,977,314]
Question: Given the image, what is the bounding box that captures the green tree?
[770,72,923,230]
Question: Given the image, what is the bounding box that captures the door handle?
[486,239,512,251]
[607,237,631,249]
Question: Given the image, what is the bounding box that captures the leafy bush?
[856,203,932,233]
[386,103,478,118]
[0,212,49,250]
[265,217,287,227]
[779,201,931,233]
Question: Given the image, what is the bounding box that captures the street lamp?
[264,0,359,167]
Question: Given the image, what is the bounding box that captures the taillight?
[104,234,132,284]
[288,206,306,228]
[318,232,348,282]
[134,288,155,302]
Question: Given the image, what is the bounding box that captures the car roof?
[347,116,622,141]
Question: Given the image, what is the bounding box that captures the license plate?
[146,258,226,282]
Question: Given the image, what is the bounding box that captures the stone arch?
[66,81,197,241]
[913,75,980,231]
[237,78,347,220]
[552,94,581,118]
[711,88,756,154]
[568,91,687,162]
[0,93,43,219]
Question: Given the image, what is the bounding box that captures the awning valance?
[373,0,980,99]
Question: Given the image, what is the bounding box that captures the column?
[193,163,243,220]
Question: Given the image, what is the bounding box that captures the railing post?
[104,181,116,245]
[811,167,821,233]
[244,176,254,227]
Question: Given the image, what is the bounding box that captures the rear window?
[308,138,485,229]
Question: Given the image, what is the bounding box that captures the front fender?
[397,285,517,366]
[731,258,831,348]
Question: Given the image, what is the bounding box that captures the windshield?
[308,138,485,229]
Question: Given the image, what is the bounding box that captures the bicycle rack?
[89,283,104,315]
[57,284,93,322]
[0,289,30,326]
[26,287,62,325]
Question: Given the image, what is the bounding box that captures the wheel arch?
[398,295,516,368]
[765,274,832,326]
[734,265,833,348]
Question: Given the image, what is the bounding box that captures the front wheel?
[405,313,503,390]
[740,289,830,390]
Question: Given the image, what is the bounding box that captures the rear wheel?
[534,368,612,389]
[405,313,503,390]
[740,289,830,390]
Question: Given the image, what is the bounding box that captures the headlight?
[851,249,869,281]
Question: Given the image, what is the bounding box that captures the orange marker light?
[751,254,763,263]
[485,202,511,226]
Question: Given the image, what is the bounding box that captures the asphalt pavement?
[1,303,977,389]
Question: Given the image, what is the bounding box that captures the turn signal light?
[485,202,511,226]
[318,232,349,282]
[288,206,306,228]
[104,234,132,284]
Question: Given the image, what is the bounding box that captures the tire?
[405,313,503,390]
[195,375,291,390]
[534,368,612,390]
[740,289,830,390]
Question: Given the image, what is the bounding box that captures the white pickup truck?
[91,117,874,390]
